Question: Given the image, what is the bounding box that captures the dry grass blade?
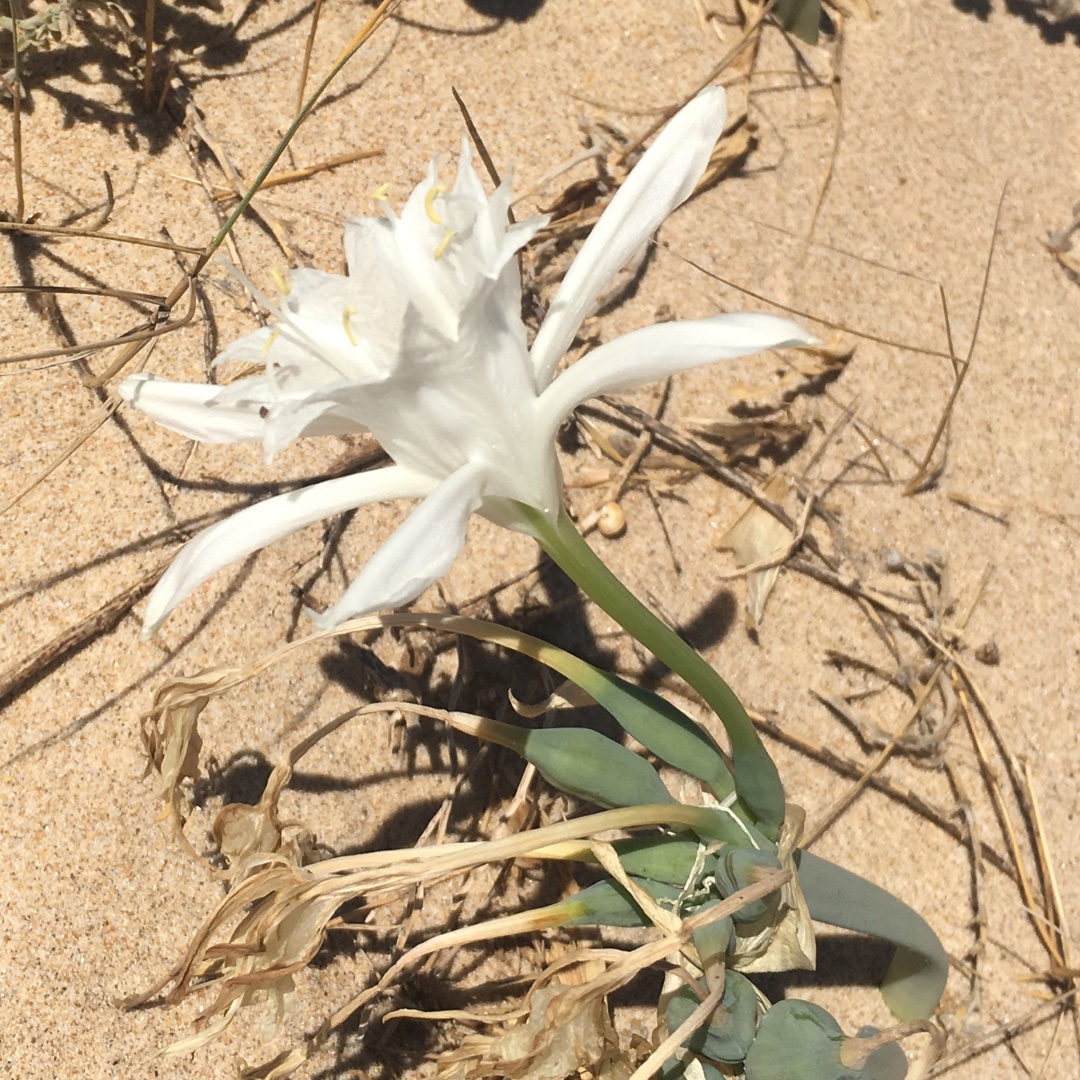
[803,663,947,847]
[453,87,510,213]
[750,708,1017,880]
[0,276,197,516]
[1,279,195,367]
[662,241,959,364]
[802,561,993,839]
[594,398,841,573]
[1021,760,1076,984]
[208,148,383,201]
[0,557,171,707]
[611,0,779,167]
[772,488,1074,1065]
[904,184,1007,494]
[0,392,120,516]
[0,219,204,252]
[295,0,325,117]
[142,0,155,107]
[953,672,1063,976]
[928,989,1079,1076]
[2,0,401,525]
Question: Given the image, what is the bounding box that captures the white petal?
[214,324,281,367]
[313,462,485,628]
[119,372,267,443]
[529,86,727,387]
[538,313,816,432]
[396,163,468,339]
[142,466,437,636]
[342,216,412,349]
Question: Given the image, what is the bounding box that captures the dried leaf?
[716,475,793,628]
[487,981,610,1080]
[509,679,597,718]
[162,862,346,1057]
[213,801,283,876]
[687,413,809,463]
[731,805,816,973]
[212,755,294,878]
[140,670,236,854]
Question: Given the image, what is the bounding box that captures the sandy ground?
[2,1,1079,1077]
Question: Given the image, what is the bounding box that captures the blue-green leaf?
[522,726,675,809]
[665,970,759,1063]
[745,999,908,1080]
[773,0,822,44]
[795,850,947,1021]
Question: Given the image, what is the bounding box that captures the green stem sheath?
[525,505,784,837]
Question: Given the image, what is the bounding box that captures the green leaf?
[407,611,739,804]
[745,1000,908,1080]
[773,0,822,45]
[795,850,948,1020]
[712,848,784,924]
[856,1028,909,1080]
[558,877,668,928]
[608,834,701,883]
[690,904,734,967]
[525,506,785,835]
[522,726,676,809]
[535,659,737,803]
[665,970,759,1064]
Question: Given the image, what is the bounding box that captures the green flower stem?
[524,505,784,837]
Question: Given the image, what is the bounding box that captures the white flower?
[121,87,813,635]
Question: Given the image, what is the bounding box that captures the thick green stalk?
[524,505,784,837]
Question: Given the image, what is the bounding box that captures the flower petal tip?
[305,605,336,631]
[117,371,150,403]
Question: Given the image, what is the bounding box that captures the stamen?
[433,229,455,260]
[270,268,291,297]
[217,257,286,327]
[342,306,359,346]
[260,327,281,358]
[371,182,397,222]
[424,184,447,225]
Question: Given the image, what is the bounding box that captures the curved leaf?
[795,850,947,1021]
[745,999,908,1080]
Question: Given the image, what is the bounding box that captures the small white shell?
[597,501,626,538]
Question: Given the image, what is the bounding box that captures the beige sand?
[2,1,1079,1076]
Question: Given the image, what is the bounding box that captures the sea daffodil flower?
[121,86,813,635]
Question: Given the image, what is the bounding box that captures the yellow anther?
[260,326,281,358]
[270,267,291,296]
[342,306,359,346]
[424,184,447,225]
[433,229,455,260]
[371,182,390,202]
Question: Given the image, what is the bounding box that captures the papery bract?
[121,86,813,635]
